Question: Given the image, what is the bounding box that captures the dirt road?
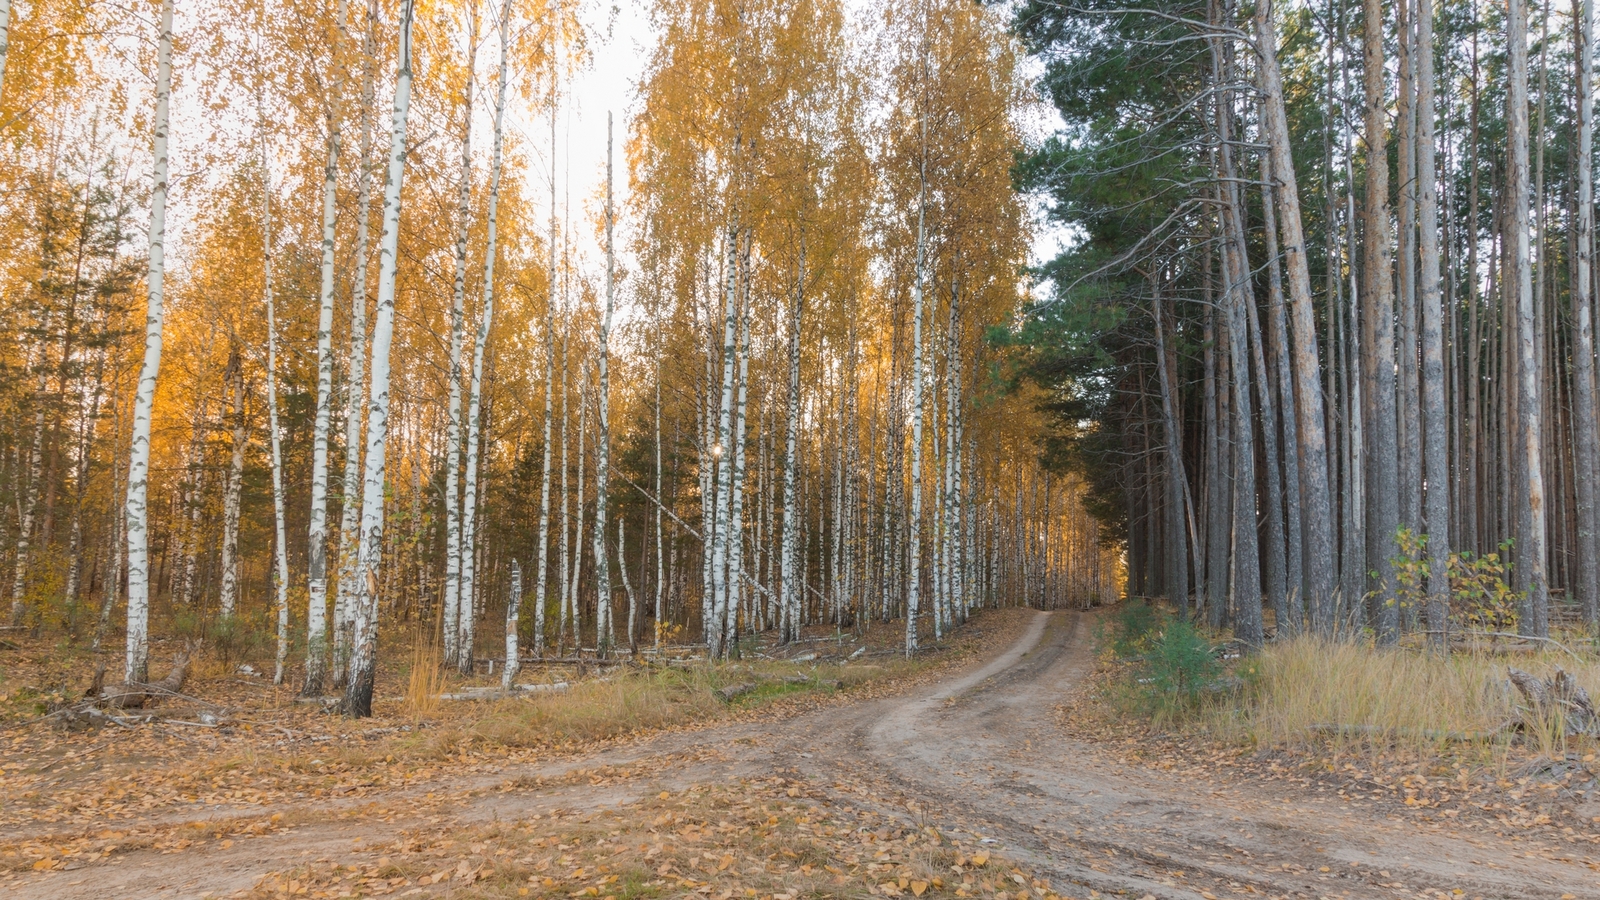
[9,610,1596,899]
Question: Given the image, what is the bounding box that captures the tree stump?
[1508,668,1599,737]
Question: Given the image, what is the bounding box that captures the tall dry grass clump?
[1232,637,1600,757]
[404,633,446,720]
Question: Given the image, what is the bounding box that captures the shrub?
[1108,599,1161,660]
[1143,618,1223,704]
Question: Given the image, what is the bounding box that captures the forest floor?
[3,609,1598,900]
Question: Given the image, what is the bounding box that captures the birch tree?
[334,0,381,685]
[343,0,415,718]
[304,0,351,697]
[463,0,513,671]
[593,111,615,655]
[443,0,479,671]
[123,0,175,683]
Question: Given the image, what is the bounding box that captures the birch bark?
[443,1,479,670]
[593,112,615,654]
[462,0,511,671]
[305,0,351,696]
[343,0,415,717]
[333,0,380,685]
[219,349,245,620]
[261,162,291,686]
[123,0,175,683]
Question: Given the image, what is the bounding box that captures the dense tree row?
[0,0,1119,714]
[1016,0,1600,641]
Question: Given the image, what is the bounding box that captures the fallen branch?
[717,683,756,702]
[1421,631,1588,664]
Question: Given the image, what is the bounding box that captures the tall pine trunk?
[1507,0,1551,636]
[1254,3,1337,635]
[1362,0,1401,642]
[1417,0,1451,644]
[1573,0,1600,629]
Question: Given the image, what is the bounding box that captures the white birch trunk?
[0,0,11,105]
[906,146,928,657]
[123,0,175,683]
[780,251,803,644]
[653,325,664,648]
[305,0,352,696]
[343,0,415,717]
[593,113,615,654]
[726,291,752,653]
[9,393,44,626]
[534,30,557,658]
[335,0,380,685]
[462,0,511,671]
[570,391,586,647]
[502,559,521,687]
[709,224,740,659]
[219,351,245,620]
[443,3,479,670]
[560,335,572,650]
[618,518,636,650]
[261,162,291,686]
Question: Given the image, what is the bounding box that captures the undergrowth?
[1096,600,1600,764]
[1099,600,1231,722]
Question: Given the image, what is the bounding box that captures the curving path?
[8,609,1596,899]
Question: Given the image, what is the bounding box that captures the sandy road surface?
[8,610,1596,899]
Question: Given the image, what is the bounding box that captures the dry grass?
[417,655,941,757]
[404,633,447,720]
[1209,636,1600,760]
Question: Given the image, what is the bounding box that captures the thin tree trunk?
[1396,0,1421,544]
[1362,0,1401,643]
[1417,0,1451,645]
[219,347,245,620]
[780,248,803,644]
[462,0,512,671]
[304,0,350,696]
[1508,0,1551,636]
[593,112,615,655]
[907,97,929,657]
[534,21,557,658]
[443,2,478,671]
[1152,288,1188,611]
[1261,150,1303,629]
[334,0,380,687]
[1573,0,1600,629]
[709,222,740,659]
[1255,3,1337,635]
[502,559,521,687]
[343,0,415,717]
[122,0,174,683]
[258,116,292,685]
